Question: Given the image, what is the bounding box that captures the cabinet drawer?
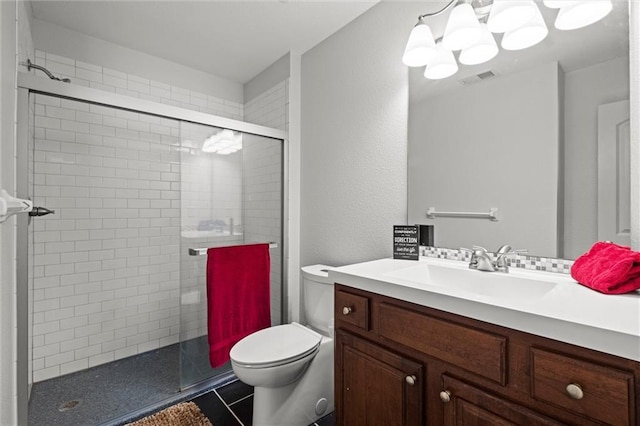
[531,348,635,425]
[442,375,564,426]
[377,302,507,385]
[335,289,369,330]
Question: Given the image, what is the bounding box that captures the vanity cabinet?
[336,330,423,426]
[334,285,640,426]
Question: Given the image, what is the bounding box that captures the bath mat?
[126,401,212,426]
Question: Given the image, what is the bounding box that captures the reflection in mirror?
[408,0,630,259]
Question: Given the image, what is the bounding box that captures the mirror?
[408,0,630,259]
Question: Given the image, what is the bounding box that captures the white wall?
[564,56,630,259]
[0,2,18,424]
[300,2,425,267]
[408,62,561,257]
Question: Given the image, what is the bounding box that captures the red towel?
[571,241,640,294]
[206,243,271,367]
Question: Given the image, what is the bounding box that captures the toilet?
[230,264,335,426]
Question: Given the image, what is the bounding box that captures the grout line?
[213,388,245,426]
[227,392,253,407]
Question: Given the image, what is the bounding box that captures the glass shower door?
[26,93,184,425]
[178,121,283,389]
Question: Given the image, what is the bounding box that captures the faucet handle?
[502,248,528,257]
[494,248,528,272]
[496,244,512,254]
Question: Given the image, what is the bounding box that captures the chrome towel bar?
[189,242,278,256]
[426,207,499,221]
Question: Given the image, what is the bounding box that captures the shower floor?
[28,336,228,426]
[28,335,335,426]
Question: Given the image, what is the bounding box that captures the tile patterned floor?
[191,379,335,426]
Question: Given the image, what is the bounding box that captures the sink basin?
[384,263,557,300]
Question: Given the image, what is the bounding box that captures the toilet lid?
[230,323,322,367]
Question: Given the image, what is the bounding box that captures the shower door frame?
[15,72,290,407]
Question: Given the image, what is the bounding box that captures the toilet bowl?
[230,322,321,388]
[230,265,335,426]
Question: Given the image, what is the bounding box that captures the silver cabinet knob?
[566,383,584,400]
[342,306,352,315]
[439,390,451,403]
[405,375,416,386]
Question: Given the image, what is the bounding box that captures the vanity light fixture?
[403,0,613,80]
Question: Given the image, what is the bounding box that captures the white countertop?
[329,257,640,362]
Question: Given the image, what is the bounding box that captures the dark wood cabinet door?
[336,330,423,426]
[442,375,564,426]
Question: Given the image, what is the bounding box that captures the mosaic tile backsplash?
[420,246,574,275]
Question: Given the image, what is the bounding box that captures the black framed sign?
[393,225,419,260]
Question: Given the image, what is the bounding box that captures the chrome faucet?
[462,245,528,273]
[494,245,528,272]
[463,246,496,272]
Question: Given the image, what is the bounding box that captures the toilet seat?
[230,322,322,369]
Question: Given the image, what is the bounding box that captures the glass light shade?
[424,42,458,80]
[459,23,498,65]
[555,0,613,30]
[543,0,578,8]
[502,5,548,50]
[402,21,437,67]
[487,0,537,33]
[442,3,481,51]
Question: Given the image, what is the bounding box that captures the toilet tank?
[301,264,335,335]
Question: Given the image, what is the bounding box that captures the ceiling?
[29,1,630,94]
[29,0,379,84]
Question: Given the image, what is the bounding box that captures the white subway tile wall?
[244,80,288,131]
[243,135,283,324]
[32,94,182,382]
[29,51,288,382]
[34,51,244,121]
[179,122,244,345]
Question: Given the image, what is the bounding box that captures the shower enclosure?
[16,74,287,425]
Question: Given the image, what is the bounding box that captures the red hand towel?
[206,243,271,368]
[571,242,640,294]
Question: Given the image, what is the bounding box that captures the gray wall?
[564,56,630,259]
[300,2,426,267]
